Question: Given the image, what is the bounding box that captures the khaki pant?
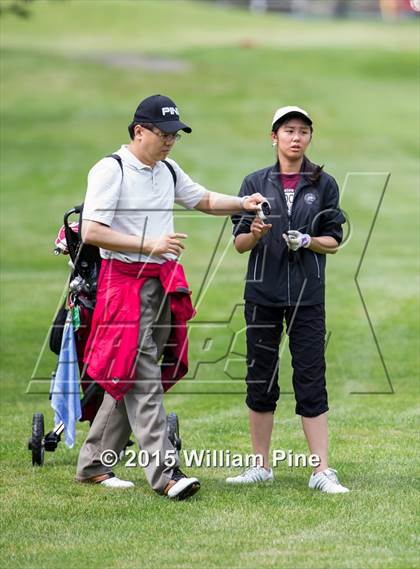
[76,278,178,493]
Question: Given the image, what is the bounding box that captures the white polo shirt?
[82,145,207,263]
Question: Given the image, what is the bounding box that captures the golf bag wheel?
[167,412,182,451]
[28,413,45,466]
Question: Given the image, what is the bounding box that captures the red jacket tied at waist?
[83,259,195,400]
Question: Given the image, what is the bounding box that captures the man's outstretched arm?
[194,191,266,216]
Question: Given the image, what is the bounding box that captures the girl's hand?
[251,218,272,241]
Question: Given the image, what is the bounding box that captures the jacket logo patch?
[304,192,317,205]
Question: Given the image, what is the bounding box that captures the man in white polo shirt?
[76,94,266,499]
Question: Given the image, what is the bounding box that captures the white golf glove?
[282,230,311,251]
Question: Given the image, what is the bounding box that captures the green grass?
[0,1,419,568]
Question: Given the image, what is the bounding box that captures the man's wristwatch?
[238,196,247,210]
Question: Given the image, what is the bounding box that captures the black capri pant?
[245,301,328,417]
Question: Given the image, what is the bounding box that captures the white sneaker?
[99,476,134,489]
[308,468,349,494]
[226,466,274,484]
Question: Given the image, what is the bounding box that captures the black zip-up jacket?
[231,157,346,307]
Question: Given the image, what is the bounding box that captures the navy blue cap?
[130,94,192,134]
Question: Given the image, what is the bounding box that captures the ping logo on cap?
[162,106,179,116]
